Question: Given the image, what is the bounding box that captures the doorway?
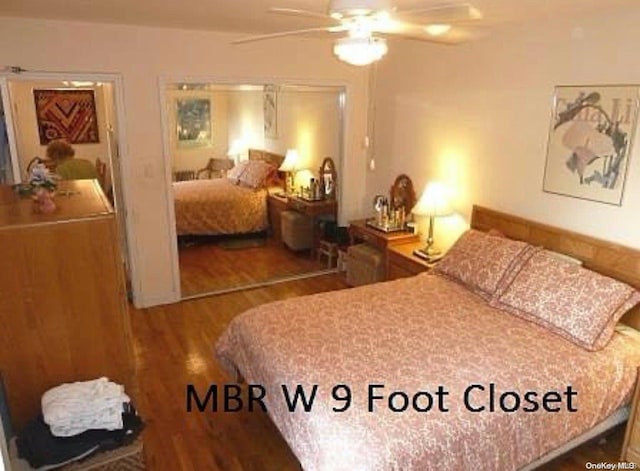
[0,72,135,294]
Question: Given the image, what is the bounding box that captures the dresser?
[621,368,640,464]
[0,180,135,431]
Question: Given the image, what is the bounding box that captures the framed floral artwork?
[543,85,640,205]
[176,98,212,148]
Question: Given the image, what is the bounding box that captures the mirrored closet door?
[161,82,345,297]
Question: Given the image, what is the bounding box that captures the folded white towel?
[42,377,130,437]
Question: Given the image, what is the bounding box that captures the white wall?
[227,89,264,159]
[9,79,110,176]
[0,17,370,306]
[265,88,341,184]
[372,7,640,250]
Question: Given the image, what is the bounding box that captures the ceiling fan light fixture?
[424,23,452,36]
[333,35,388,66]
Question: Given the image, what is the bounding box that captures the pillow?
[490,250,640,351]
[433,229,539,299]
[544,249,582,266]
[238,160,274,189]
[227,161,248,184]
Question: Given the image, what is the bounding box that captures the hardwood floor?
[179,235,327,296]
[130,273,628,470]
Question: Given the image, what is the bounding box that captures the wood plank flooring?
[130,273,628,470]
[179,236,326,296]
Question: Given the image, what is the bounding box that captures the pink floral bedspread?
[173,179,268,235]
[216,274,640,470]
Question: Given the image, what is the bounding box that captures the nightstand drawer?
[387,262,416,280]
[386,241,434,281]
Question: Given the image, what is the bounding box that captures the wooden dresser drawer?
[621,367,640,463]
[626,445,640,465]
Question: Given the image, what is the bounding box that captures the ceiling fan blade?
[269,7,336,22]
[396,3,483,22]
[232,26,345,44]
[383,25,487,45]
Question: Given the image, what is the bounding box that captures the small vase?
[32,188,56,214]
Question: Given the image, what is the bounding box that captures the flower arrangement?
[14,158,58,197]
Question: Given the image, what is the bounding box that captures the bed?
[216,205,640,470]
[173,149,284,236]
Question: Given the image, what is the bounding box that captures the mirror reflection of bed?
[165,83,344,297]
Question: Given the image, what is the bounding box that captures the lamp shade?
[279,149,299,172]
[413,181,453,217]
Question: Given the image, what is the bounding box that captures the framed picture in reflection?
[264,85,278,139]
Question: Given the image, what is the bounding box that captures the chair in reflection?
[197,158,235,179]
[173,170,196,182]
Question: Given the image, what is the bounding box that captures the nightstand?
[387,241,437,280]
[621,368,640,464]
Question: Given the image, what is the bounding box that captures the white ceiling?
[0,0,637,36]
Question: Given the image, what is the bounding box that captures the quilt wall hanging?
[543,85,639,205]
[33,89,100,145]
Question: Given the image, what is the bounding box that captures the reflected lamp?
[279,149,299,195]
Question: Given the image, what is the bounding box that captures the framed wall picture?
[176,98,212,148]
[542,85,640,205]
[33,89,100,145]
[264,84,278,139]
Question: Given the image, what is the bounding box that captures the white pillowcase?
[237,160,274,189]
[544,249,582,266]
[227,161,248,184]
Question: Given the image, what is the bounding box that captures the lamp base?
[413,247,444,262]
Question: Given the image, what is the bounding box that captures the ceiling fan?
[233,0,483,66]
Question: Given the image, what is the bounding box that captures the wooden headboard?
[248,148,285,169]
[471,205,640,329]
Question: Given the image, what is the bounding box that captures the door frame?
[158,74,350,300]
[0,70,142,305]
[0,77,22,183]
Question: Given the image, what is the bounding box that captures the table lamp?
[412,181,453,260]
[279,149,299,195]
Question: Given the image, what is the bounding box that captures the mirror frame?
[389,174,416,214]
[319,156,337,200]
[159,77,347,300]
